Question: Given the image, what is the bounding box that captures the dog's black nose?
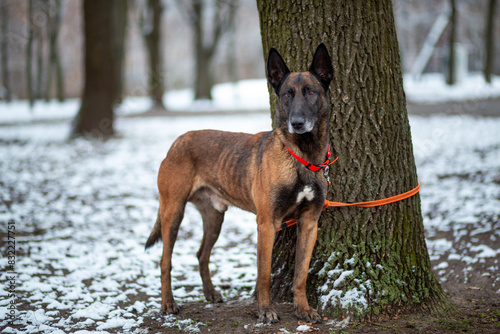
[291,119,305,131]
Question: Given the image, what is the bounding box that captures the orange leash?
[278,183,420,231]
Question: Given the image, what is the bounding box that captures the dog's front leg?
[256,216,280,323]
[293,214,322,323]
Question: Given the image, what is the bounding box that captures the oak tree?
[71,0,127,138]
[140,0,166,111]
[174,0,237,100]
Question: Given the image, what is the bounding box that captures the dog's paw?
[258,306,280,324]
[161,302,180,314]
[204,289,223,303]
[294,304,322,324]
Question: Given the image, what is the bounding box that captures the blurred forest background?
[0,0,498,102]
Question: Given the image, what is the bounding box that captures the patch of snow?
[163,318,205,333]
[319,282,369,311]
[448,254,462,261]
[25,309,53,326]
[326,316,350,328]
[72,302,113,320]
[127,301,146,314]
[296,324,311,331]
[334,270,354,288]
[434,262,449,270]
[470,245,498,258]
[404,72,500,104]
[96,317,139,331]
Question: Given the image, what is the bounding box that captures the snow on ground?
[411,115,500,286]
[0,111,499,333]
[404,72,500,104]
[0,79,271,125]
[0,114,268,333]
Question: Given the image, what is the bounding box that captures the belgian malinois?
[145,43,333,323]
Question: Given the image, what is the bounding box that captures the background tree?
[46,0,64,102]
[175,0,237,100]
[27,0,34,106]
[447,0,457,85]
[1,0,11,101]
[34,1,45,100]
[25,0,65,105]
[257,0,453,320]
[71,0,127,138]
[140,0,166,111]
[484,0,497,84]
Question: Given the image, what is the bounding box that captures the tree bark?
[46,0,64,102]
[447,0,457,85]
[193,1,212,100]
[27,0,35,107]
[35,1,46,101]
[111,0,127,104]
[484,0,497,84]
[257,0,454,320]
[71,0,127,138]
[1,0,11,101]
[142,0,166,110]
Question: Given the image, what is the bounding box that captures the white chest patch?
[296,185,315,203]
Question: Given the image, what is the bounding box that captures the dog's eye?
[284,93,290,98]
[308,90,315,96]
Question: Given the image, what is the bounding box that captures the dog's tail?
[145,210,162,250]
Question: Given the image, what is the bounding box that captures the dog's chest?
[273,174,325,221]
[296,185,315,203]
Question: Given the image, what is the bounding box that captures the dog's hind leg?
[192,196,226,303]
[159,200,186,314]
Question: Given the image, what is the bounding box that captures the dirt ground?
[135,266,500,334]
[5,230,499,334]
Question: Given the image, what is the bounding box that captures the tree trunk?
[142,0,166,110]
[194,47,213,100]
[447,0,457,85]
[27,0,35,107]
[35,5,45,101]
[1,0,11,101]
[47,0,64,102]
[177,0,237,100]
[71,0,127,138]
[111,0,127,104]
[257,0,454,320]
[484,0,497,84]
[226,13,238,84]
[193,1,213,100]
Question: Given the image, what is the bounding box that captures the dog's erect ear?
[267,48,290,95]
[309,43,333,91]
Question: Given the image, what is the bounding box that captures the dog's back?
[145,129,269,249]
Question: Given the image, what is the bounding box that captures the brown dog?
[145,44,333,323]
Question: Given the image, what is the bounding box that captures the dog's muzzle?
[288,117,314,134]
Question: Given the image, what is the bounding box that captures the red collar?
[285,145,337,172]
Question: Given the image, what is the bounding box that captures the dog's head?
[267,44,333,135]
